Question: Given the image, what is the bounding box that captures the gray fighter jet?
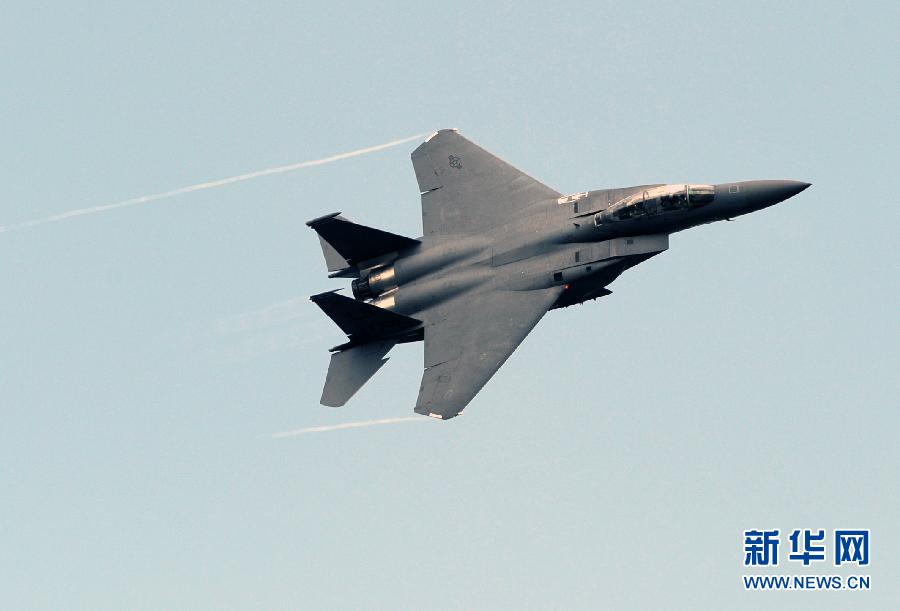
[307,129,810,420]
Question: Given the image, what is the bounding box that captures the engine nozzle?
[351,265,397,301]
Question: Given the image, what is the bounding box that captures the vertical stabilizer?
[306,212,420,272]
[310,290,420,344]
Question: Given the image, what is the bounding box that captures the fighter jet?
[307,129,810,420]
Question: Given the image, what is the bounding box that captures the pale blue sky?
[1,2,897,609]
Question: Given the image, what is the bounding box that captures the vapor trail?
[215,296,313,335]
[271,417,427,438]
[1,132,428,233]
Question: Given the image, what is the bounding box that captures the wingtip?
[425,128,460,143]
[414,406,462,420]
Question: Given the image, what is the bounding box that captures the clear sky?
[2,2,897,609]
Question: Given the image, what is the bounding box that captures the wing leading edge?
[414,286,563,419]
[411,130,561,238]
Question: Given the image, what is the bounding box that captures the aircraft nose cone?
[780,180,812,198]
[745,180,811,210]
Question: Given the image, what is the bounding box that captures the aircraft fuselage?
[369,180,809,314]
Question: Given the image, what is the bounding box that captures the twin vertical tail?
[306,212,420,276]
[307,214,422,406]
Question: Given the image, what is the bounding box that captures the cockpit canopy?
[596,184,716,224]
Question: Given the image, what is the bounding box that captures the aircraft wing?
[411,129,561,238]
[414,286,563,419]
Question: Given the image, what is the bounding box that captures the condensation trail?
[215,296,313,335]
[1,132,428,233]
[271,416,427,438]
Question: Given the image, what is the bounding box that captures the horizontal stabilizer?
[321,341,395,406]
[319,233,351,273]
[310,291,421,344]
[307,212,420,267]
